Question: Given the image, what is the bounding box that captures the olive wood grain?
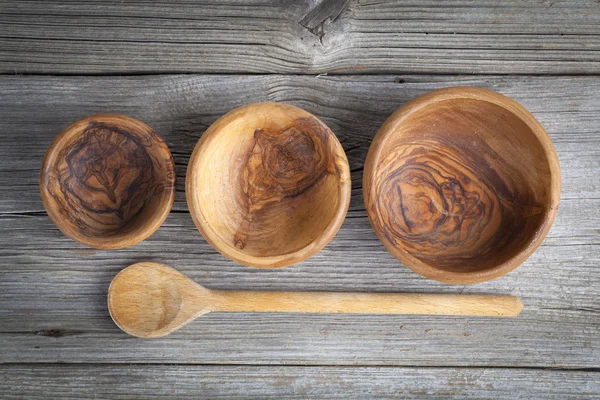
[186,102,351,268]
[40,115,176,249]
[108,262,524,338]
[364,87,561,284]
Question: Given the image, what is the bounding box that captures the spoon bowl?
[108,262,213,338]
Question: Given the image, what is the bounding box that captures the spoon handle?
[209,291,523,317]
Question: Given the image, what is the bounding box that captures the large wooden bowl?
[40,115,176,249]
[364,87,561,284]
[186,103,351,268]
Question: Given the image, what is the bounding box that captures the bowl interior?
[41,116,175,248]
[370,97,557,276]
[189,103,349,264]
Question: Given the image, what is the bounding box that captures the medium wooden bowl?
[186,103,351,268]
[40,115,176,249]
[364,87,561,284]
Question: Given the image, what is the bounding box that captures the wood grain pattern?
[108,262,522,338]
[2,0,600,395]
[186,102,350,268]
[39,115,176,249]
[1,0,600,75]
[1,365,598,400]
[364,87,561,284]
[0,75,598,376]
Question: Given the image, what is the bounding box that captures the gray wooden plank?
[0,365,598,400]
[1,0,600,74]
[0,210,598,367]
[0,74,599,213]
[0,74,598,367]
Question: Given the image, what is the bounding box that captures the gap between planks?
[0,362,598,373]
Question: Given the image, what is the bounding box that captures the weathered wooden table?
[1,1,599,398]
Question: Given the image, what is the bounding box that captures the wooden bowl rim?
[363,86,561,284]
[39,114,176,250]
[186,102,351,268]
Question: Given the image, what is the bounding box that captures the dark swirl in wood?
[234,118,332,249]
[373,139,533,269]
[42,117,175,247]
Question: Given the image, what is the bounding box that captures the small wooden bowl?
[364,87,561,284]
[186,103,351,268]
[40,115,176,249]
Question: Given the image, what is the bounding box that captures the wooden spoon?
[108,262,524,338]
